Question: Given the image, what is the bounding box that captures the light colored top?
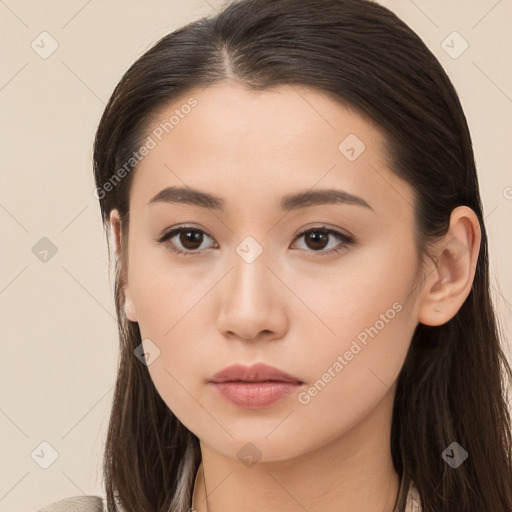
[37,481,422,511]
[37,496,105,512]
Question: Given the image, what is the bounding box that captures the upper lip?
[209,363,303,383]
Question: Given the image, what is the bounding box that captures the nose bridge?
[233,247,274,303]
[215,241,284,339]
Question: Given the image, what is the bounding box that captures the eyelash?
[157,224,355,257]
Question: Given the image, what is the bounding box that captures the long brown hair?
[92,0,512,510]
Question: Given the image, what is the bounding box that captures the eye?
[157,225,217,256]
[157,225,354,257]
[291,226,354,256]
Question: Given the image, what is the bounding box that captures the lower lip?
[209,381,303,409]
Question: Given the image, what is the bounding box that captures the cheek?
[299,305,413,401]
[295,241,417,349]
[291,244,418,412]
[128,240,214,336]
[126,247,220,424]
[291,294,415,449]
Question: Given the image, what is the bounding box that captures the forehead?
[128,82,414,221]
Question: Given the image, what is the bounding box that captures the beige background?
[0,1,511,510]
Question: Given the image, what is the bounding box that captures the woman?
[39,0,512,510]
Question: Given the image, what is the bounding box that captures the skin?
[110,81,481,512]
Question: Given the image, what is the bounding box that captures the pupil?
[180,230,202,249]
[307,230,328,250]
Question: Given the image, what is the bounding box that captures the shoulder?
[37,495,107,512]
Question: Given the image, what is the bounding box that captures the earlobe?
[124,286,138,322]
[417,206,481,327]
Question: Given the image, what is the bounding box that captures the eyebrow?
[148,186,373,212]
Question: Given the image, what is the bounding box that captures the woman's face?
[113,82,424,462]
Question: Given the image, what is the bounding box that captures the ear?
[417,206,481,326]
[109,209,138,322]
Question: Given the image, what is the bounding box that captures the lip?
[208,363,304,409]
[209,362,303,384]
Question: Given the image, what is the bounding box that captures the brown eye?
[303,229,330,251]
[178,229,204,250]
[158,226,216,256]
[158,225,354,258]
[292,227,354,256]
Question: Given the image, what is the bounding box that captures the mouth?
[208,363,304,409]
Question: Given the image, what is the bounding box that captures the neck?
[192,387,400,512]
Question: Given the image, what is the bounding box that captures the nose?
[215,253,289,342]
